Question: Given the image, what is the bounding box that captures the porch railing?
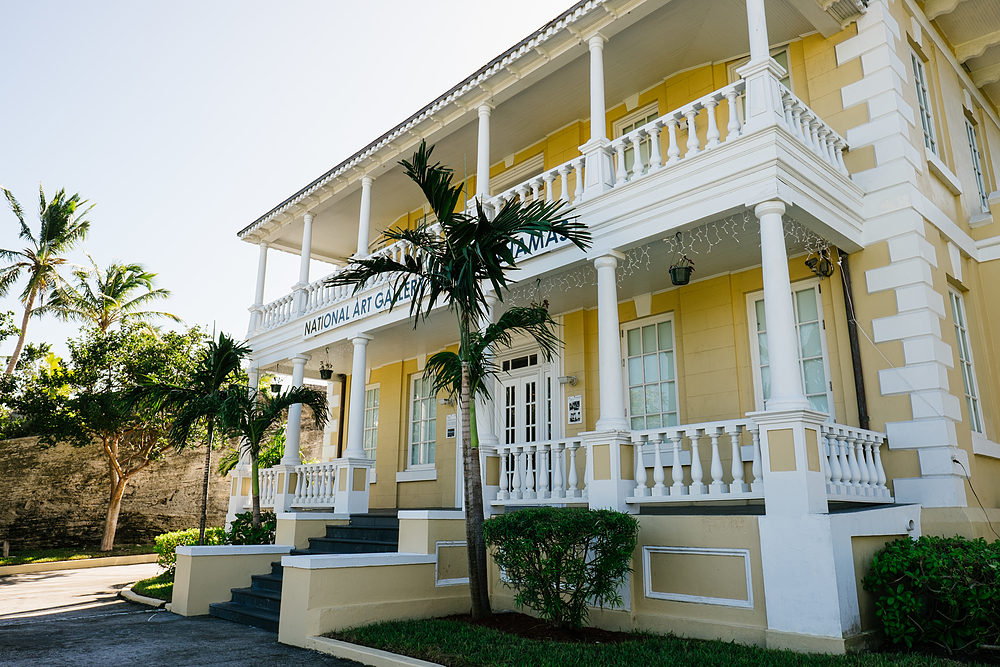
[628,418,762,502]
[291,461,338,508]
[821,423,892,501]
[257,468,278,509]
[493,437,588,505]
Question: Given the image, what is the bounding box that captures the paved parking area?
[0,563,360,666]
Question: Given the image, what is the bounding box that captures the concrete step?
[249,573,283,593]
[297,537,398,555]
[324,524,399,542]
[231,587,281,613]
[209,601,279,633]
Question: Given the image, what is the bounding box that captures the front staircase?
[208,513,399,632]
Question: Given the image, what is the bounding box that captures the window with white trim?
[966,118,990,213]
[614,104,659,178]
[911,50,937,155]
[949,290,984,433]
[727,48,792,90]
[408,374,436,467]
[363,385,379,460]
[622,314,679,430]
[748,282,835,416]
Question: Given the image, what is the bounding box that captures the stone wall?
[0,410,325,550]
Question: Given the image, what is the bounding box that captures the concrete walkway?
[0,562,361,666]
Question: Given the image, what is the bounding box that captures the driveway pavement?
[0,562,361,666]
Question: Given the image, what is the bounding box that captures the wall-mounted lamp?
[438,397,456,406]
[558,375,578,387]
[805,249,835,278]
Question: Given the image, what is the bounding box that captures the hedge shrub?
[483,507,639,629]
[226,510,277,545]
[154,527,226,574]
[863,535,1000,653]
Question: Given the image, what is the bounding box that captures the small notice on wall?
[446,413,457,438]
[567,395,582,425]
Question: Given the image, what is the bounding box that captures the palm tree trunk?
[251,454,261,528]
[461,359,492,619]
[199,417,215,546]
[4,288,36,375]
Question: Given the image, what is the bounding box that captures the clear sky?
[0,0,573,359]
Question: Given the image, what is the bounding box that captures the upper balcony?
[239,0,870,365]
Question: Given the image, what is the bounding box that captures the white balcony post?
[293,212,314,315]
[283,355,310,467]
[756,201,808,412]
[249,242,269,333]
[478,294,500,515]
[736,0,786,133]
[580,34,614,199]
[594,252,628,431]
[356,177,373,258]
[345,334,373,459]
[476,105,492,201]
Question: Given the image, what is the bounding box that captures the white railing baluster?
[708,427,726,494]
[552,442,565,499]
[512,445,523,500]
[666,116,681,164]
[855,433,871,492]
[750,426,763,491]
[558,165,571,203]
[685,109,701,157]
[538,443,550,499]
[669,432,686,496]
[648,123,663,172]
[567,441,580,498]
[614,140,629,186]
[543,172,555,203]
[729,426,748,493]
[498,448,509,500]
[651,437,666,496]
[705,98,721,149]
[688,429,707,494]
[874,436,888,496]
[573,158,585,204]
[725,91,741,141]
[633,435,649,497]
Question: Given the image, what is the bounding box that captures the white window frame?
[966,118,990,213]
[949,290,985,434]
[497,342,561,444]
[727,46,793,90]
[746,279,836,418]
[910,49,938,156]
[620,312,680,431]
[363,384,380,461]
[613,103,660,179]
[407,373,437,469]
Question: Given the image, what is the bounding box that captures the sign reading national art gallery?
[303,231,570,338]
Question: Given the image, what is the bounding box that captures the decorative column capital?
[351,333,374,347]
[292,354,311,365]
[754,200,786,219]
[587,33,607,51]
[258,241,270,250]
[593,250,625,270]
[303,211,315,224]
[361,175,374,187]
[477,104,493,117]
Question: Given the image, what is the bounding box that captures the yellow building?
[202,0,1000,654]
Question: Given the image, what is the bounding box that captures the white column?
[735,0,787,132]
[476,105,492,201]
[345,334,373,459]
[249,242,269,334]
[356,177,373,258]
[477,294,499,449]
[745,0,771,64]
[293,212,314,315]
[282,354,310,466]
[580,34,615,198]
[594,252,629,431]
[755,201,809,411]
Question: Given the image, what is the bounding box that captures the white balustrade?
[820,424,891,500]
[258,468,277,508]
[492,438,586,505]
[628,419,761,502]
[779,87,850,176]
[485,157,585,213]
[291,461,338,508]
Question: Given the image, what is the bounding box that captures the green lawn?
[330,618,987,667]
[132,571,173,602]
[0,544,156,567]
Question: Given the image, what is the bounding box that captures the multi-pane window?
[409,375,436,467]
[363,386,379,460]
[949,290,984,433]
[623,317,678,430]
[751,284,834,415]
[911,51,937,155]
[616,107,659,177]
[966,119,990,212]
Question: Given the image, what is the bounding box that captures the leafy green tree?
[218,386,328,527]
[128,333,250,545]
[0,187,92,374]
[327,142,590,618]
[45,258,181,332]
[9,324,205,550]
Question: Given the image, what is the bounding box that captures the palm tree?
[0,186,92,375]
[218,386,328,527]
[45,258,181,332]
[326,142,591,619]
[128,332,250,544]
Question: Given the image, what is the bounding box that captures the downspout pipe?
[838,249,870,431]
[336,373,348,458]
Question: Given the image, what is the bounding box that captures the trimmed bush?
[864,535,1000,653]
[154,527,226,575]
[483,507,639,629]
[226,510,276,546]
